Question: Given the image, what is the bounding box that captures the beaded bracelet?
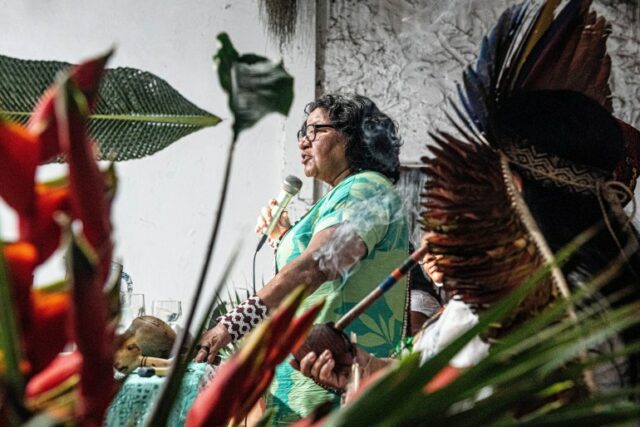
[217,295,268,342]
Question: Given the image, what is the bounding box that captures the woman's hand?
[291,346,390,393]
[291,349,350,391]
[422,253,444,285]
[255,198,291,243]
[194,323,231,364]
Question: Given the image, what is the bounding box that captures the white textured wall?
[0,0,316,326]
[320,0,640,166]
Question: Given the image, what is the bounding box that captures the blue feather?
[475,36,493,90]
[463,67,490,132]
[456,78,482,133]
[476,4,522,90]
[444,109,482,146]
[497,1,539,92]
[451,89,486,143]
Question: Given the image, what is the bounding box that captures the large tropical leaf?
[214,32,294,142]
[0,54,221,161]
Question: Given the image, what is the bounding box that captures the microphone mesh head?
[283,175,303,195]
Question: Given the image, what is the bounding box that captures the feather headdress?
[421,0,640,335]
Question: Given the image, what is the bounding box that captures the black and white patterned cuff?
[217,296,268,342]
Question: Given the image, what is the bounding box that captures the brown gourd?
[113,316,177,374]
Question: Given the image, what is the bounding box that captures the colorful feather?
[423,0,638,335]
[421,136,556,334]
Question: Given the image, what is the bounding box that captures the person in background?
[294,90,640,401]
[408,234,448,336]
[293,234,452,396]
[295,0,640,416]
[195,93,409,424]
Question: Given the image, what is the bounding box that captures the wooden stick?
[335,245,429,331]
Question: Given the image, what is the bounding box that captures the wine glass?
[110,261,124,292]
[152,300,182,330]
[119,293,146,332]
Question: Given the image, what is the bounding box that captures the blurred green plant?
[208,288,251,329]
[0,29,294,426]
[308,230,640,426]
[143,32,294,427]
[186,286,325,427]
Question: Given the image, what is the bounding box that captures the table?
[105,362,213,426]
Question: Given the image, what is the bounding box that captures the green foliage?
[145,32,295,426]
[0,237,25,397]
[254,408,275,427]
[208,287,251,325]
[143,245,241,427]
[0,54,220,161]
[323,231,640,426]
[214,32,294,142]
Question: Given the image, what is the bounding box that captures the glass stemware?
[152,300,182,330]
[119,293,146,332]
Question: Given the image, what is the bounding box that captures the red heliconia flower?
[25,351,82,421]
[3,242,38,345]
[0,120,39,216]
[20,182,71,264]
[238,295,326,416]
[2,242,71,374]
[26,288,72,373]
[265,296,325,365]
[49,54,116,425]
[30,53,114,268]
[26,351,82,400]
[3,242,70,373]
[185,352,258,427]
[0,51,116,425]
[58,90,110,254]
[186,287,325,427]
[65,236,115,426]
[20,169,116,267]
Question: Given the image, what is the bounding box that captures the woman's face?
[422,253,444,286]
[420,233,444,285]
[299,108,349,186]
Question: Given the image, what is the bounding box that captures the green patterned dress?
[265,170,409,424]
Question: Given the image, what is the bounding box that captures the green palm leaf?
[0,54,220,161]
[325,229,640,426]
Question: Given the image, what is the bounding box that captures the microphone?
[256,175,303,252]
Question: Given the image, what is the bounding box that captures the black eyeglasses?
[297,124,335,143]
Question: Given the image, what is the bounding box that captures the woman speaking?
[196,93,409,423]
